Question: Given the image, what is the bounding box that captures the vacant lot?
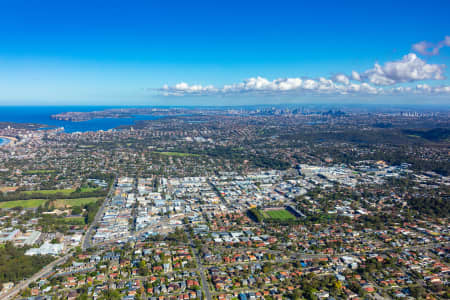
[264,209,296,221]
[53,197,101,208]
[62,216,86,225]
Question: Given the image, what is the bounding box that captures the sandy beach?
[0,136,17,146]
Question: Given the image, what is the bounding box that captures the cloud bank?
[159,53,449,97]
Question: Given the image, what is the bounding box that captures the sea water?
[0,106,164,133]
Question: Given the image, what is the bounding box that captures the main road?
[81,179,116,251]
[2,252,72,299]
[187,230,212,300]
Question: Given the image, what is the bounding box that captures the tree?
[103,289,121,299]
[292,288,302,300]
[71,206,82,215]
[409,285,425,299]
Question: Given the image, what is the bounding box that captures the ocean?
[0,106,164,133]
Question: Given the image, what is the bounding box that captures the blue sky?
[0,0,449,106]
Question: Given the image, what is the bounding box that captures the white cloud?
[360,83,380,94]
[412,36,450,56]
[278,78,303,90]
[390,86,413,94]
[362,53,445,85]
[334,74,350,85]
[351,71,361,81]
[302,79,319,90]
[434,85,450,93]
[363,63,396,85]
[161,82,217,96]
[416,84,450,94]
[416,84,432,92]
[222,77,305,92]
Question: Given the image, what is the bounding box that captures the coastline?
[0,136,16,146]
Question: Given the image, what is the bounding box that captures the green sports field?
[0,197,101,209]
[153,151,200,157]
[23,169,56,175]
[0,199,48,209]
[263,209,296,221]
[21,187,100,196]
